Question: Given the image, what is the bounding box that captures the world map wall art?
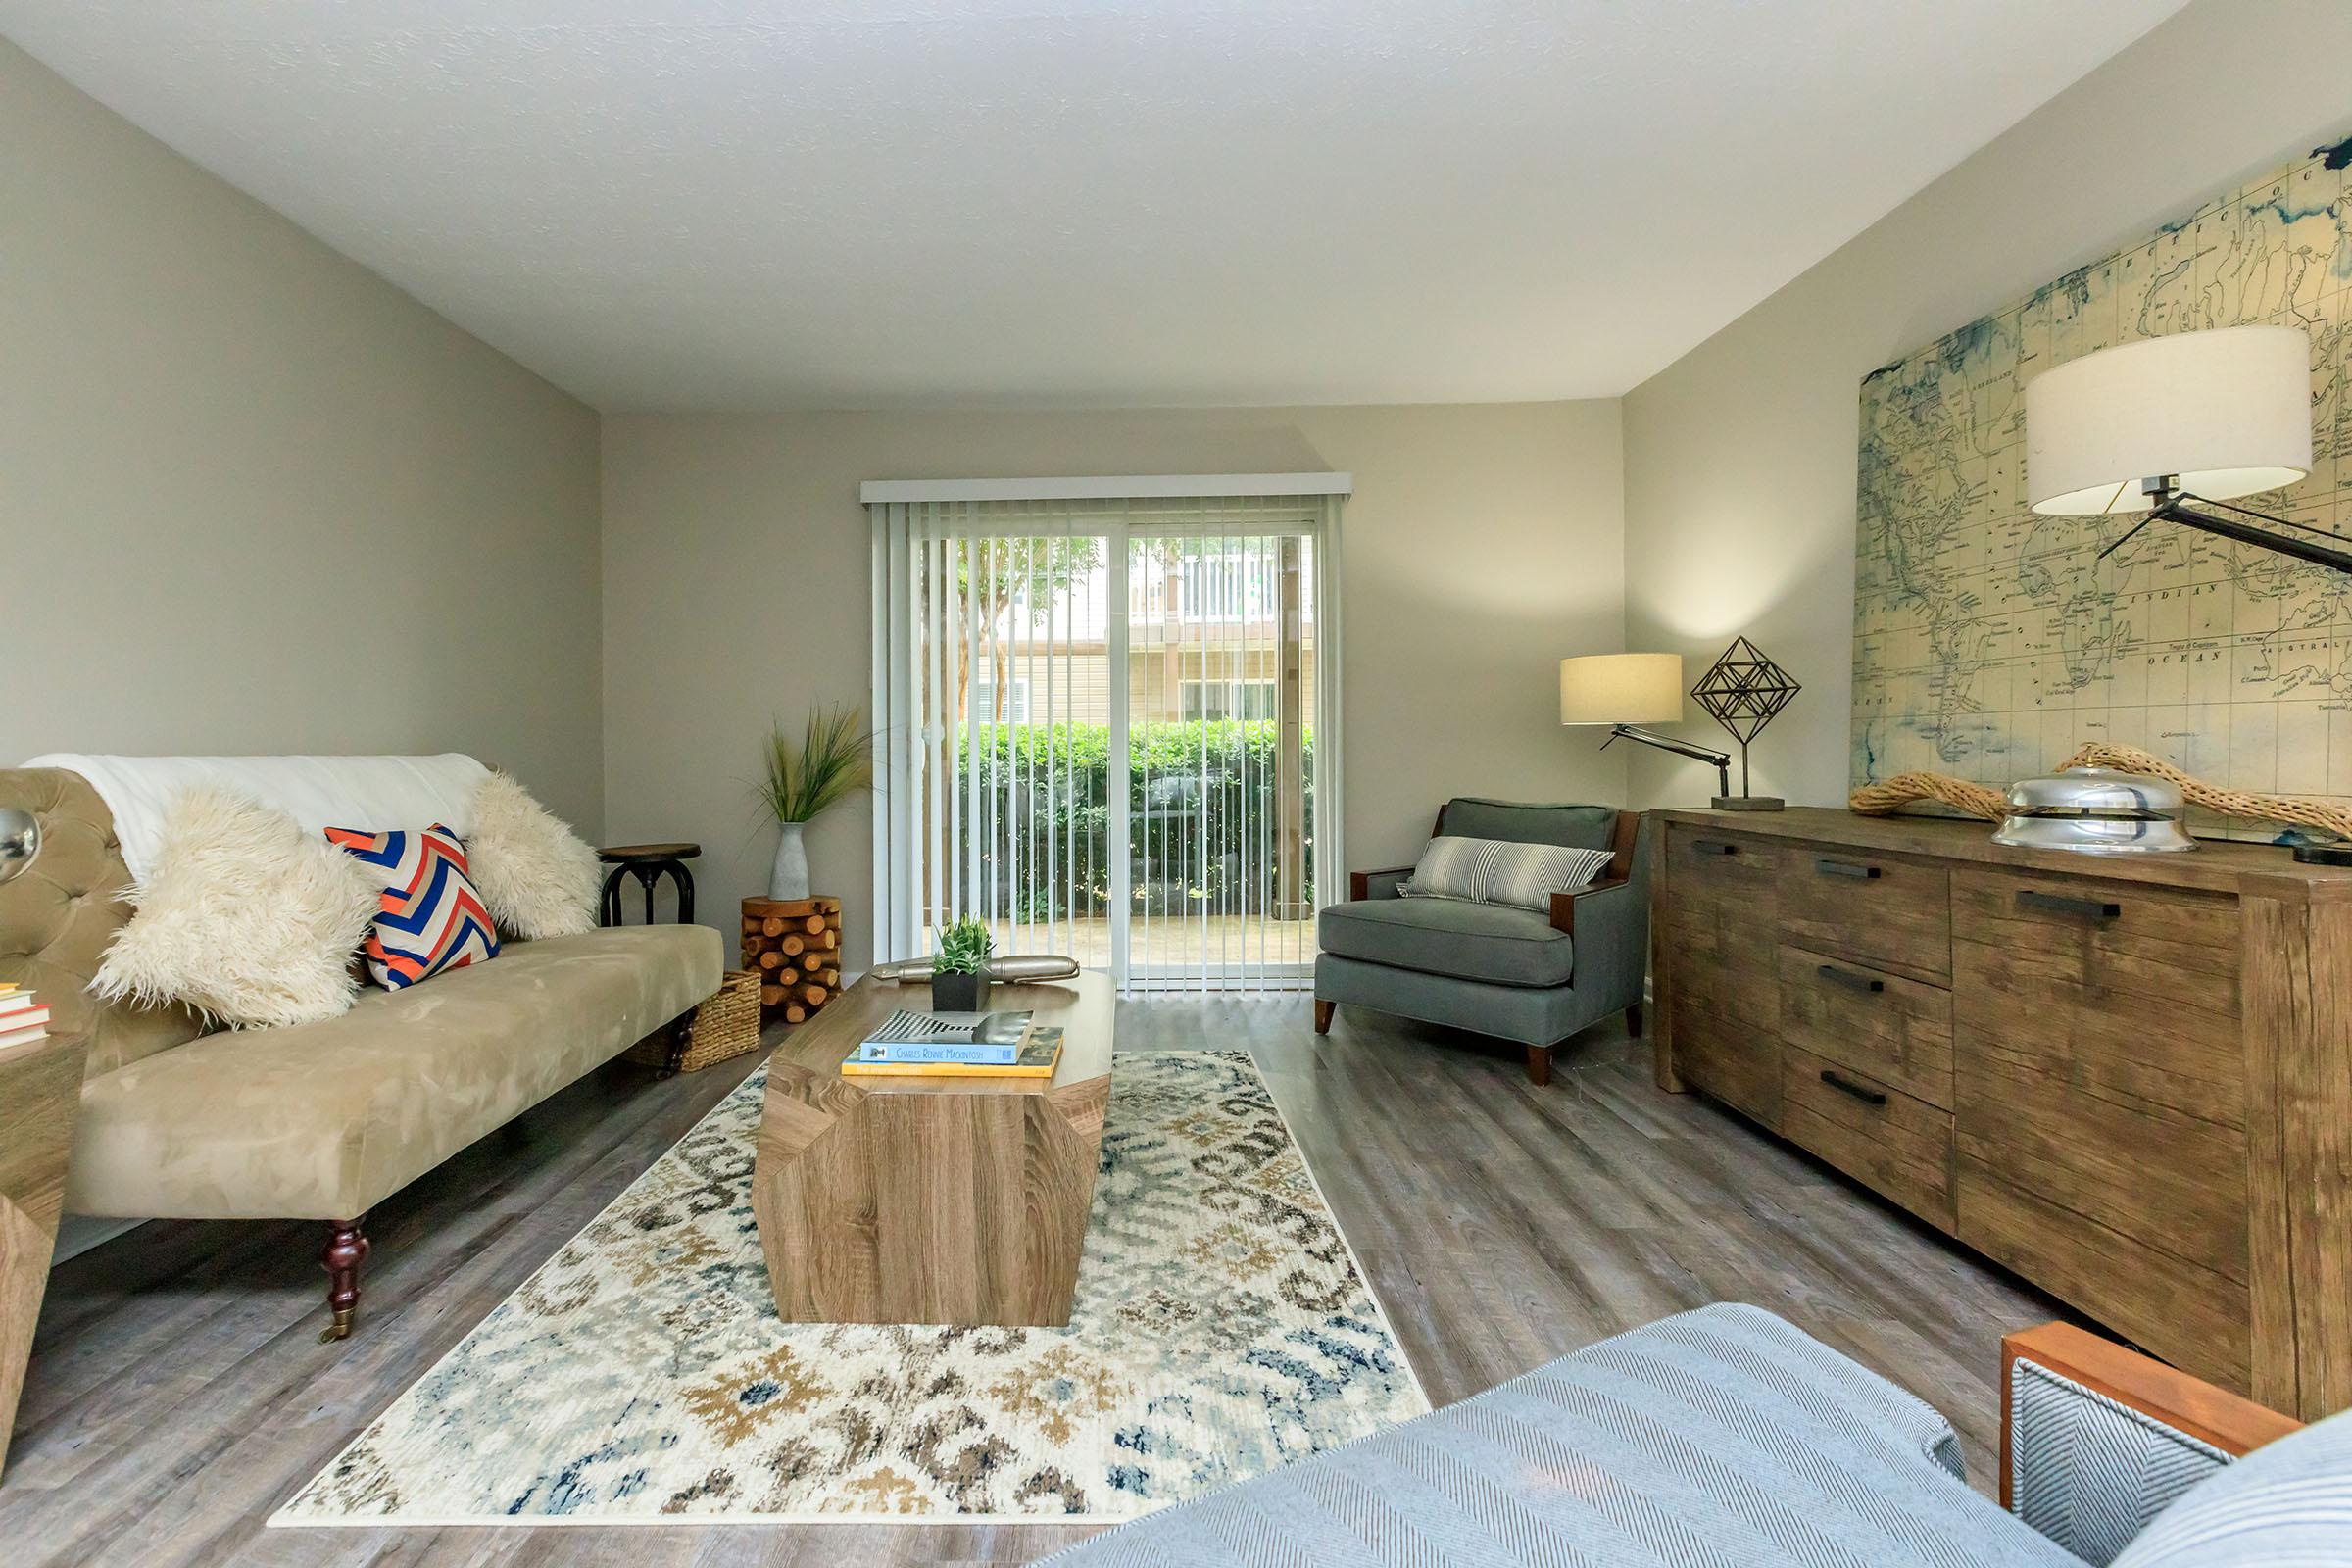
[1853,133,2352,838]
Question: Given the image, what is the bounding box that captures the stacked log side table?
[0,1026,86,1483]
[740,896,844,1023]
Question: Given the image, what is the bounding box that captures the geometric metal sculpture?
[1690,637,1800,809]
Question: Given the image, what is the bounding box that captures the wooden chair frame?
[1999,1321,2303,1510]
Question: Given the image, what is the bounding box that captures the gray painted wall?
[22,0,2344,980]
[0,38,606,833]
[601,403,1627,973]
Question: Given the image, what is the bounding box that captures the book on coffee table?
[854,1008,1034,1063]
[843,1016,1064,1078]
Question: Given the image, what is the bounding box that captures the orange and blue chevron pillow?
[325,823,501,988]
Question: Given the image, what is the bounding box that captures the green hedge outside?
[950,721,1313,917]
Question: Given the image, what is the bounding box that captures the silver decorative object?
[872,954,1083,985]
[0,808,38,886]
[1991,767,2194,855]
[984,955,1083,983]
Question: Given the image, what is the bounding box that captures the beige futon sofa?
[0,767,721,1340]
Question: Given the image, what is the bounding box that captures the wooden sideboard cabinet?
[1650,806,2352,1420]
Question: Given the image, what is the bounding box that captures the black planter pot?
[930,970,992,1013]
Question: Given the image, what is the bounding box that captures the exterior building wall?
[960,643,1319,726]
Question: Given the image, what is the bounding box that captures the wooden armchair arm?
[1548,813,1645,934]
[1348,867,1416,901]
[1999,1322,2300,1510]
[1549,876,1631,934]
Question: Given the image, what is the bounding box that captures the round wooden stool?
[598,842,701,926]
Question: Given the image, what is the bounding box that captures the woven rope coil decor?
[1849,742,2352,841]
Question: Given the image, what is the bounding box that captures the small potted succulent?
[930,916,995,1012]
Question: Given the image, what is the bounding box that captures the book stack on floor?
[843,1009,1064,1079]
[0,983,47,1053]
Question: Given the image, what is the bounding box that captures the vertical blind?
[867,491,1345,990]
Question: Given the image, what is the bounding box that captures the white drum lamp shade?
[2026,325,2311,515]
[1560,653,1684,725]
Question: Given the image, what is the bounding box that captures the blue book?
[851,1009,1033,1065]
[855,1040,1021,1065]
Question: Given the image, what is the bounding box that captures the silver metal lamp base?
[1711,796,1784,812]
[0,808,39,886]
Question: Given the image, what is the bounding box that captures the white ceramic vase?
[767,821,810,901]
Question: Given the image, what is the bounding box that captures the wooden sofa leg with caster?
[1313,999,1335,1035]
[320,1217,369,1343]
[660,1011,694,1077]
[1526,1044,1552,1086]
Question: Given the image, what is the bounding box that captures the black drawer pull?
[2017,890,2122,920]
[1819,1070,1887,1106]
[1816,964,1885,994]
[1815,858,1882,880]
[1691,839,1740,856]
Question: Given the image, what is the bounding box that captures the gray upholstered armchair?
[1312,798,1648,1085]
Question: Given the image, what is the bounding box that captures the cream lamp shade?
[2026,324,2311,515]
[1560,653,1684,725]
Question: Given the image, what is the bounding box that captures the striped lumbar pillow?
[1398,835,1613,910]
[327,823,501,988]
[2111,1405,2352,1566]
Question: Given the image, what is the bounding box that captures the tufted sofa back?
[0,768,205,1079]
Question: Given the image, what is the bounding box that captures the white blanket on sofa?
[21,753,492,884]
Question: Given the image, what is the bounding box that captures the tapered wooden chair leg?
[1312,999,1335,1035]
[320,1216,368,1343]
[1526,1044,1552,1086]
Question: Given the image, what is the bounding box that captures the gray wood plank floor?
[2,999,2064,1567]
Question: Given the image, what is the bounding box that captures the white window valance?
[859,472,1350,504]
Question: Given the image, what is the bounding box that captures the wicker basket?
[625,968,763,1073]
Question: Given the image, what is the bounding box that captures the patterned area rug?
[273,1051,1425,1526]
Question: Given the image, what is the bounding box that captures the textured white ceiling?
[2,1,2190,411]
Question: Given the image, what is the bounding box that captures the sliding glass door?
[1123,532,1318,988]
[870,493,1342,993]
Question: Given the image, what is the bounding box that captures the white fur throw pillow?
[94,785,379,1028]
[465,773,602,940]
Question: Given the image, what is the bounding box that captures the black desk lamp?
[1559,653,1732,801]
[2027,324,2342,571]
[2028,322,2352,864]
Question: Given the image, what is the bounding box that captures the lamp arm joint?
[2155,496,2352,575]
[1606,724,1728,767]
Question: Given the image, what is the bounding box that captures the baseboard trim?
[52,1214,146,1265]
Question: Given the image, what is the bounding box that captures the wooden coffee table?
[749,971,1113,1327]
